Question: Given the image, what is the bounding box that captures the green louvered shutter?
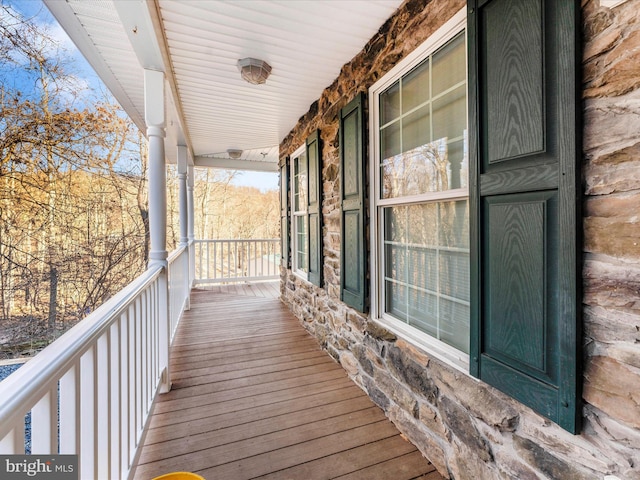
[468,0,581,432]
[306,130,323,286]
[280,159,290,268]
[340,93,367,311]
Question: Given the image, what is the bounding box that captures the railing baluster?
[59,362,79,454]
[0,421,24,454]
[127,302,136,466]
[207,240,211,281]
[79,346,95,477]
[135,292,142,442]
[121,308,131,477]
[96,333,109,477]
[30,384,57,454]
[109,322,120,479]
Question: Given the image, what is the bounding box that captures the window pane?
[402,59,430,112]
[432,32,465,96]
[381,121,401,161]
[408,287,437,335]
[294,154,307,212]
[296,215,308,273]
[432,84,466,142]
[383,201,469,353]
[385,280,407,320]
[380,81,400,124]
[403,106,431,152]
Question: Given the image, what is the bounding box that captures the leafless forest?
[0,5,279,358]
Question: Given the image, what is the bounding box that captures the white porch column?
[177,146,191,310]
[177,146,189,247]
[146,69,167,266]
[145,69,171,393]
[187,165,196,287]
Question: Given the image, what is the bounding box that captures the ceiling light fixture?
[227,149,243,159]
[237,57,272,85]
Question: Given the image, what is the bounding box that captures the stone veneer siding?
[279,0,640,478]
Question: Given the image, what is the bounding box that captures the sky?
[4,0,280,192]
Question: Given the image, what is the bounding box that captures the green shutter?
[468,0,581,433]
[280,159,290,268]
[340,93,367,311]
[306,130,323,286]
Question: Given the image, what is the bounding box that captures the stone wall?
[279,0,640,478]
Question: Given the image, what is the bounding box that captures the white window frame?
[369,8,469,372]
[291,144,308,280]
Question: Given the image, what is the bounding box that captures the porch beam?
[194,156,278,172]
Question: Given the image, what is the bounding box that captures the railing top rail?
[0,264,163,437]
[193,238,279,243]
[167,244,188,264]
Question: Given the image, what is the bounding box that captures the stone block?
[386,404,450,478]
[583,355,640,429]
[346,309,367,332]
[583,405,640,472]
[386,344,438,403]
[584,216,640,259]
[396,338,432,366]
[439,396,493,463]
[365,321,397,342]
[606,342,640,369]
[339,351,359,376]
[418,401,448,438]
[493,450,544,480]
[584,26,621,61]
[583,255,640,311]
[447,444,501,480]
[513,435,594,480]
[352,344,374,376]
[373,368,417,414]
[584,90,640,153]
[362,375,390,410]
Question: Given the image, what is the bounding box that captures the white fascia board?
[194,156,278,172]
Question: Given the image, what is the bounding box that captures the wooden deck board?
[132,282,443,480]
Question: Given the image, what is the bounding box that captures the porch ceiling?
[43,0,404,171]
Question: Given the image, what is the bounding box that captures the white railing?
[0,247,191,479]
[194,238,280,284]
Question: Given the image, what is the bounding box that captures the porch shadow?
[132,282,443,480]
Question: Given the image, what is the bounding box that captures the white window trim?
[368,8,469,373]
[291,144,308,281]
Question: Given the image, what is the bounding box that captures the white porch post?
[187,165,196,287]
[145,69,171,393]
[177,146,191,310]
[177,146,189,247]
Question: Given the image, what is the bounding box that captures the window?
[370,10,468,367]
[292,146,309,278]
[289,131,323,286]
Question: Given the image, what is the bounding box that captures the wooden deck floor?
[132,282,443,480]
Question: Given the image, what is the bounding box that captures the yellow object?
[152,473,205,480]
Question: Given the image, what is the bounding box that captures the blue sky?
[5,0,279,191]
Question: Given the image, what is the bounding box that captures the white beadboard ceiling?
[44,0,404,170]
